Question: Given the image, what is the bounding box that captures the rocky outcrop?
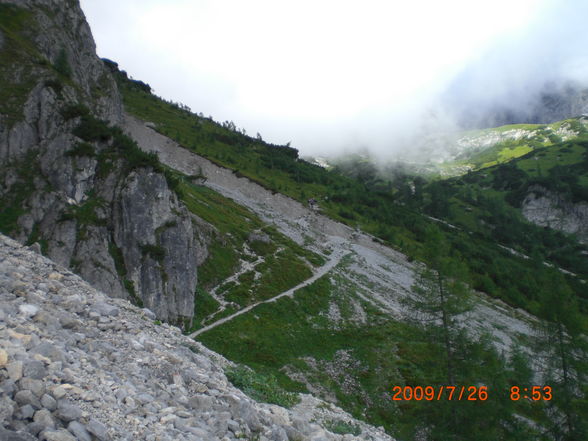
[522,185,588,243]
[0,233,394,441]
[0,0,204,326]
[0,0,122,161]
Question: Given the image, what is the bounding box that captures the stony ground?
[0,233,395,441]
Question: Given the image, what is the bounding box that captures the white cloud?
[81,0,578,156]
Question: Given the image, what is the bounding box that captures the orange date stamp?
[391,385,553,401]
[391,385,488,401]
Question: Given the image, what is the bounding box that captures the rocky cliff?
[522,185,588,244]
[0,0,204,326]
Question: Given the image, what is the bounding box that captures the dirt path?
[125,114,539,354]
[189,249,350,338]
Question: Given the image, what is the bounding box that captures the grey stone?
[1,378,17,396]
[10,420,27,431]
[292,416,312,435]
[141,308,156,320]
[0,426,37,441]
[248,231,271,244]
[268,425,288,441]
[19,404,35,419]
[51,385,68,400]
[188,394,213,411]
[522,184,588,242]
[211,411,231,435]
[7,361,24,381]
[136,393,155,404]
[42,429,78,441]
[0,395,16,423]
[285,426,304,441]
[28,243,42,254]
[86,418,110,441]
[227,419,240,433]
[26,421,45,436]
[19,377,45,397]
[22,360,46,380]
[33,409,55,430]
[56,400,82,422]
[67,421,92,441]
[32,342,65,363]
[41,394,57,411]
[14,390,41,409]
[18,304,39,318]
[91,302,119,318]
[58,313,79,329]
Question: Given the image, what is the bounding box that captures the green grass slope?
[173,179,324,331]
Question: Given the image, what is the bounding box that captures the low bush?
[225,364,300,408]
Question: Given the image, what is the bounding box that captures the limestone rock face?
[522,185,588,243]
[112,170,198,323]
[0,0,204,326]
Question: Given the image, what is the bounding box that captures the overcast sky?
[80,0,588,157]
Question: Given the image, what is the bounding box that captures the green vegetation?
[535,271,588,440]
[451,119,587,172]
[200,263,545,439]
[25,223,48,255]
[0,4,39,127]
[193,287,220,327]
[0,150,48,235]
[65,142,95,157]
[178,180,323,326]
[140,243,166,262]
[61,103,90,120]
[225,364,300,408]
[324,420,362,436]
[200,275,400,430]
[59,194,107,241]
[53,47,71,79]
[416,137,588,312]
[70,112,176,185]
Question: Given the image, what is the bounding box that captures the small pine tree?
[536,271,588,441]
[54,48,72,78]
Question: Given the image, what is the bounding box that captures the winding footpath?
[189,249,350,338]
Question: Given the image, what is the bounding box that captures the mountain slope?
[123,114,545,438]
[115,64,587,438]
[0,232,394,441]
[1,1,587,439]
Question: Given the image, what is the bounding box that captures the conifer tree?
[407,226,472,387]
[536,271,588,441]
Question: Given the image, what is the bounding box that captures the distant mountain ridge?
[449,80,588,129]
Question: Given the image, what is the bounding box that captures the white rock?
[19,304,40,318]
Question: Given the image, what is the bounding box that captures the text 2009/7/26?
[391,386,488,401]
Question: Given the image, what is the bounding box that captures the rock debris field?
[0,233,394,441]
